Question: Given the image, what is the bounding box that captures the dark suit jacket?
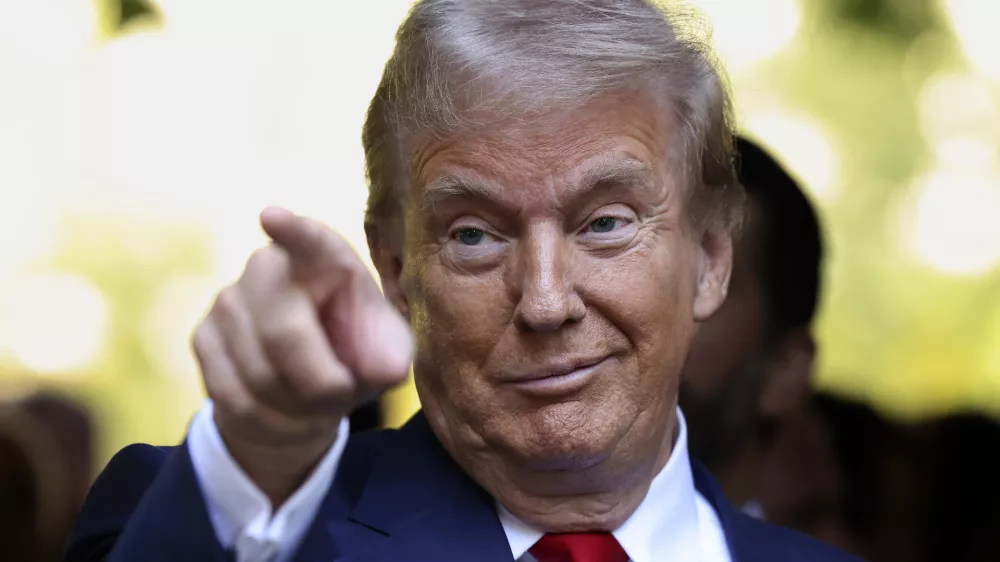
[66,412,860,562]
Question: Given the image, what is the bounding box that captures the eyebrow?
[573,157,656,196]
[421,173,507,212]
[419,156,656,212]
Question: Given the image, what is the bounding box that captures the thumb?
[327,278,415,389]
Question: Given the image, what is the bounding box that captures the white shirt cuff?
[187,400,350,562]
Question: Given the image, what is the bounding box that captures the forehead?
[409,94,675,203]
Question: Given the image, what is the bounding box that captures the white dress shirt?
[189,402,732,562]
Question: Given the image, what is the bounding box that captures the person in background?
[759,392,888,560]
[680,136,824,517]
[19,392,94,520]
[773,396,1000,562]
[0,407,66,562]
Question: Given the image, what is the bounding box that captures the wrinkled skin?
[368,92,733,531]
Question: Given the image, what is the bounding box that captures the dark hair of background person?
[20,393,93,496]
[0,422,43,562]
[736,137,824,342]
[0,409,68,562]
[16,392,94,561]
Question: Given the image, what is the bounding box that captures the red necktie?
[529,533,629,562]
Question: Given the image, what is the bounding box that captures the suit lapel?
[295,413,514,562]
[691,459,758,562]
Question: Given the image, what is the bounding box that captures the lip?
[502,355,611,397]
[508,356,608,382]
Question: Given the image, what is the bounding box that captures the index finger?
[259,207,374,302]
[260,207,350,270]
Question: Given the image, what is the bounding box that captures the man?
[68,2,857,561]
[680,137,824,518]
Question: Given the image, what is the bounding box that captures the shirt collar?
[497,408,701,562]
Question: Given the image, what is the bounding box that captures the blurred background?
[1,0,999,560]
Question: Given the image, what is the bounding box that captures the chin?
[500,401,630,472]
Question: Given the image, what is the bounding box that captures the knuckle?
[236,357,282,398]
[191,321,225,367]
[213,285,243,318]
[245,246,289,280]
[240,360,274,387]
[190,323,210,357]
[230,352,273,391]
[200,365,233,405]
[246,247,272,270]
[258,313,313,359]
[201,369,223,399]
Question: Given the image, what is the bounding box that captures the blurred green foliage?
[756,1,1000,420]
[114,0,158,28]
[48,213,213,465]
[815,0,942,43]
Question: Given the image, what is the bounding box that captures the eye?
[588,216,620,234]
[577,207,638,245]
[453,227,487,246]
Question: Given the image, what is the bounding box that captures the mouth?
[502,355,612,397]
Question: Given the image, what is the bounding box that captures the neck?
[472,414,678,533]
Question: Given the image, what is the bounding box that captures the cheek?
[407,261,512,382]
[586,238,697,387]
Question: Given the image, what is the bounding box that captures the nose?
[512,226,585,333]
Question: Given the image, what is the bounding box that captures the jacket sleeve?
[65,442,231,562]
[65,400,349,562]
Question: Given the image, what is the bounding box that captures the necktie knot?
[529,532,629,562]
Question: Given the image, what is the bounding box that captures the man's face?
[373,93,732,476]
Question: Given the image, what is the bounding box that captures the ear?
[365,220,410,321]
[693,221,734,322]
[759,327,816,418]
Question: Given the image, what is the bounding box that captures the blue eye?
[589,217,618,233]
[455,228,486,245]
